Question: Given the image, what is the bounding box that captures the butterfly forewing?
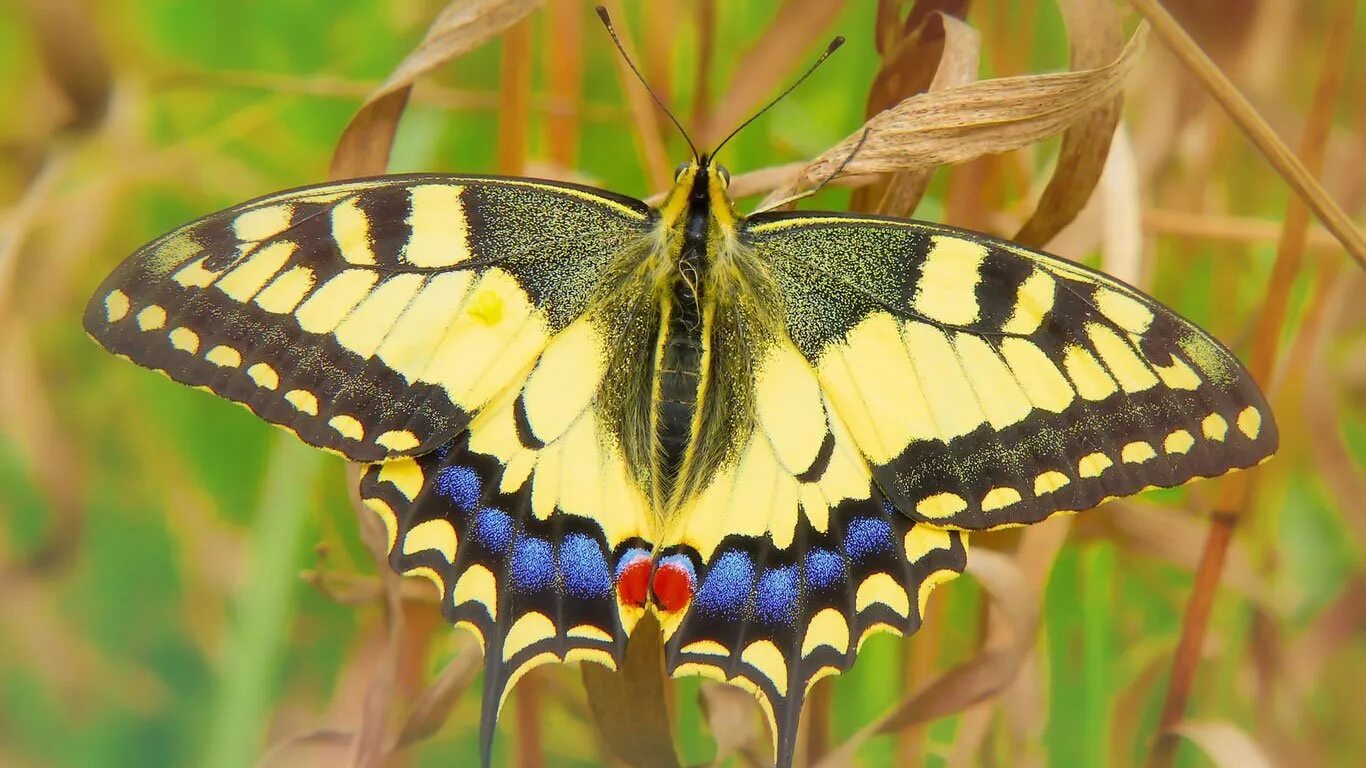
[84,174,654,462]
[745,212,1278,530]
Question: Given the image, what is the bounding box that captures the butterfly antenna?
[711,35,845,158]
[595,6,699,161]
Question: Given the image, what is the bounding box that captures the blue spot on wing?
[844,516,893,562]
[695,551,754,615]
[511,537,554,592]
[559,533,611,599]
[804,548,845,591]
[435,465,482,509]
[472,507,513,553]
[756,565,798,624]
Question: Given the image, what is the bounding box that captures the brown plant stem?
[1126,0,1366,270]
[515,675,546,768]
[804,677,833,765]
[1146,0,1356,764]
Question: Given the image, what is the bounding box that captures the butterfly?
[83,21,1276,768]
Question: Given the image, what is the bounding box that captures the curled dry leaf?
[862,11,981,217]
[1013,0,1125,247]
[759,25,1147,209]
[699,682,768,767]
[581,614,682,768]
[1170,720,1275,768]
[849,0,973,214]
[330,0,546,179]
[814,547,1040,768]
[702,0,850,146]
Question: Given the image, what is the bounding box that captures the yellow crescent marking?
[1121,441,1157,464]
[136,304,167,331]
[981,487,1023,512]
[247,362,279,390]
[916,492,967,520]
[1202,413,1228,441]
[284,389,319,416]
[504,612,557,662]
[1034,470,1070,495]
[327,414,364,441]
[1078,452,1113,478]
[1236,406,1261,439]
[104,290,130,322]
[1164,429,1195,454]
[169,327,200,354]
[801,608,850,657]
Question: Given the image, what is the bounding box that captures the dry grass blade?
[581,614,681,768]
[256,728,356,768]
[760,25,1147,209]
[1169,721,1275,768]
[699,682,767,767]
[1126,0,1366,269]
[814,547,1039,768]
[599,0,673,192]
[344,464,408,768]
[866,12,981,217]
[1013,0,1124,247]
[1150,1,1356,761]
[701,0,850,146]
[390,635,483,750]
[330,0,546,178]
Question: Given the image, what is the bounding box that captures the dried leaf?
[760,25,1147,209]
[330,0,546,178]
[1170,721,1275,768]
[391,634,483,749]
[699,682,767,767]
[581,614,681,768]
[1013,0,1125,247]
[850,1,974,214]
[872,13,980,216]
[702,0,850,145]
[814,548,1039,768]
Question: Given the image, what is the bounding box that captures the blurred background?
[1,1,1363,766]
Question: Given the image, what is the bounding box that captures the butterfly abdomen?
[655,277,705,479]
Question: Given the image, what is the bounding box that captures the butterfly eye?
[674,162,689,180]
[716,165,731,186]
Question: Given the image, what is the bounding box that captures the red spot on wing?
[651,562,695,612]
[617,558,652,607]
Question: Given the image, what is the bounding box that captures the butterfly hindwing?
[657,340,968,765]
[84,174,653,462]
[358,315,657,762]
[746,212,1277,530]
